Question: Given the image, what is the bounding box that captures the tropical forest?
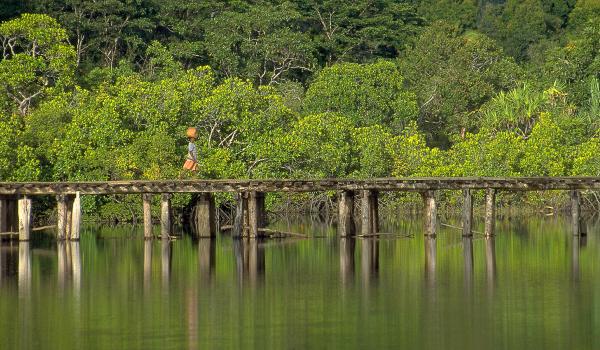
[1,0,599,220]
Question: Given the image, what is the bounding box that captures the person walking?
[183,127,199,172]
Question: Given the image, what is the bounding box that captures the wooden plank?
[1,177,600,195]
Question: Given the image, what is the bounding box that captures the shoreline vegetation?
[1,1,599,224]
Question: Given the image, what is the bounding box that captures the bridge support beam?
[194,193,217,238]
[361,190,379,236]
[0,196,8,233]
[248,192,266,238]
[233,192,247,238]
[18,196,32,241]
[142,194,153,239]
[8,199,17,233]
[65,195,74,239]
[571,190,584,236]
[462,189,473,237]
[70,192,81,240]
[423,190,437,236]
[161,193,172,239]
[338,190,355,237]
[484,189,496,237]
[56,195,68,240]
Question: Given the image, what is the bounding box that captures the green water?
[1,216,600,350]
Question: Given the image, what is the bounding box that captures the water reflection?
[485,237,497,290]
[571,236,586,282]
[57,241,82,296]
[424,236,436,288]
[198,238,216,283]
[18,242,31,298]
[361,239,379,289]
[339,238,355,286]
[144,240,152,291]
[463,237,474,292]
[161,239,172,289]
[234,239,265,286]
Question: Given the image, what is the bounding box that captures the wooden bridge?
[0,177,595,241]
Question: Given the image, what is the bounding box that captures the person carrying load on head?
[183,127,199,172]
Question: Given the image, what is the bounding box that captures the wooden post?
[65,195,74,239]
[195,193,216,238]
[233,192,246,238]
[7,199,17,232]
[0,197,7,233]
[337,190,355,237]
[484,189,496,237]
[56,195,68,240]
[70,192,81,240]
[462,189,473,237]
[248,191,266,238]
[571,190,581,236]
[361,190,379,236]
[18,196,32,241]
[142,194,153,239]
[161,193,172,239]
[370,191,379,235]
[423,191,437,236]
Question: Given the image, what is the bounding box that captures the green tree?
[400,22,521,145]
[0,13,76,115]
[204,2,316,85]
[304,60,417,130]
[293,0,424,65]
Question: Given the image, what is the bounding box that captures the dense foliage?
[1,1,599,218]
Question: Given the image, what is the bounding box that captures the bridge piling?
[65,195,74,239]
[161,193,172,239]
[18,196,32,241]
[56,195,68,240]
[142,194,153,239]
[248,192,266,238]
[233,193,246,238]
[462,189,473,237]
[571,190,583,236]
[70,192,81,240]
[194,193,216,238]
[337,190,355,237]
[361,190,379,235]
[484,189,496,237]
[423,191,437,236]
[0,196,7,233]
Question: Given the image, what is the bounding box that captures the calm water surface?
[1,215,600,349]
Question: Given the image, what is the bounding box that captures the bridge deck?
[0,177,599,195]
